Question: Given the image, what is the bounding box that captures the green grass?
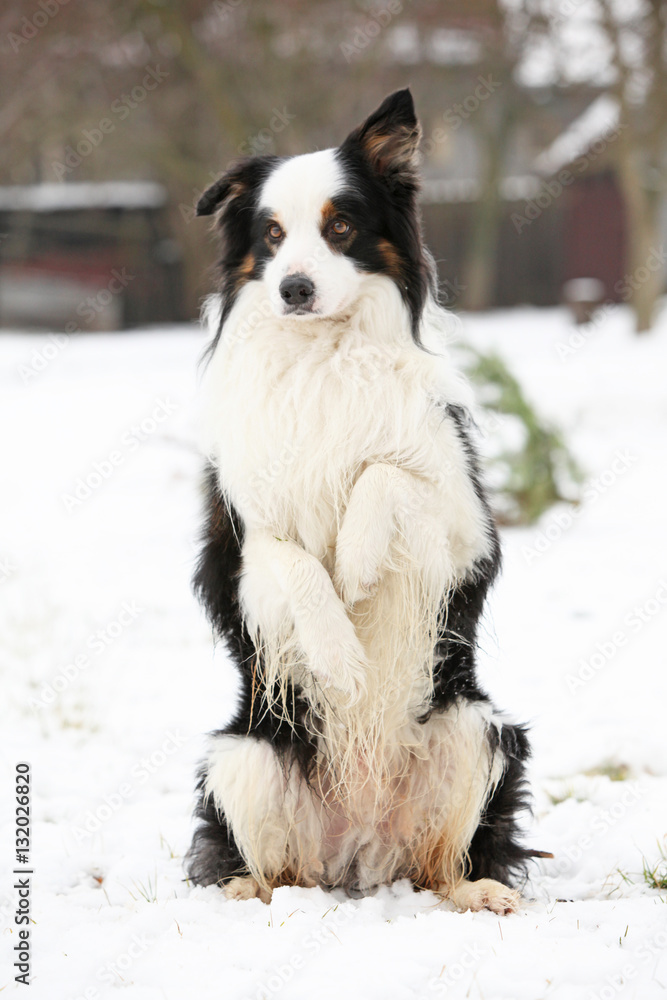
[125,872,159,904]
[462,347,582,525]
[642,843,667,891]
[584,762,631,782]
[614,841,667,895]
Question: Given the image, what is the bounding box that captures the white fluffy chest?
[201,281,490,581]
[204,313,450,557]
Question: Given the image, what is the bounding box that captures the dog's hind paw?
[224,876,272,904]
[444,878,521,915]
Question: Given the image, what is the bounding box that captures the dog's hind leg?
[185,760,254,892]
[412,703,529,915]
[466,721,533,887]
[188,732,323,898]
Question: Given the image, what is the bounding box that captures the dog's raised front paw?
[306,620,368,704]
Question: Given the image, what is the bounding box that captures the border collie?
[186,89,535,914]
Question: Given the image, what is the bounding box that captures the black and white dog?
[186,89,535,914]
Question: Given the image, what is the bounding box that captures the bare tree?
[599,0,667,332]
[521,0,667,332]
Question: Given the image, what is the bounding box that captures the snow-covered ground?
[1,303,666,1000]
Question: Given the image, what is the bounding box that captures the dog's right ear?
[196,157,279,217]
[196,163,249,217]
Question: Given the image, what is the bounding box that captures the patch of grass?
[125,872,159,904]
[547,787,576,806]
[642,843,667,892]
[584,762,631,782]
[611,841,667,895]
[544,782,588,806]
[159,834,178,859]
[462,347,582,525]
[546,761,633,805]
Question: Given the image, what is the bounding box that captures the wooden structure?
[0,182,185,331]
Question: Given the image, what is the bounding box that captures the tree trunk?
[598,0,666,333]
[616,148,664,333]
[461,100,513,312]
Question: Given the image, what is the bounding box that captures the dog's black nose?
[279,273,315,306]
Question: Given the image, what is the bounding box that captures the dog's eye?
[331,219,350,236]
[267,222,284,242]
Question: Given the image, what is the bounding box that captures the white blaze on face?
[258,148,365,318]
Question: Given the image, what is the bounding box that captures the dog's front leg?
[240,529,367,701]
[335,463,443,605]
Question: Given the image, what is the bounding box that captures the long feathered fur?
[185,89,536,910]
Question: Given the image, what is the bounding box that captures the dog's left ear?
[340,88,421,186]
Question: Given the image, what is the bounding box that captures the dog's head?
[198,89,431,340]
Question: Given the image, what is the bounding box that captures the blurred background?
[1,0,665,332]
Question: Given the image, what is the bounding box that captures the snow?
[1,302,667,999]
[0,182,166,213]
